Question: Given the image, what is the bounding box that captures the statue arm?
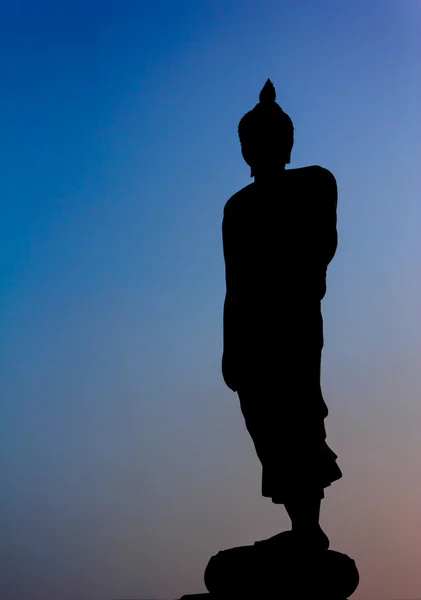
[320,168,338,266]
[222,207,240,392]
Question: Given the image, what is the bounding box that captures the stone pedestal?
[203,543,359,599]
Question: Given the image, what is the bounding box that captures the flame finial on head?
[259,78,277,105]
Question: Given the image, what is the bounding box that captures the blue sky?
[1,2,420,599]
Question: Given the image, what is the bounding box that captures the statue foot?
[254,528,329,552]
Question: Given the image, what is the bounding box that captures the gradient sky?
[1,2,420,599]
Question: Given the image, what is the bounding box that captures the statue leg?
[238,380,341,551]
[284,492,330,550]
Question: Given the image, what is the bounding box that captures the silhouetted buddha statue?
[222,79,342,550]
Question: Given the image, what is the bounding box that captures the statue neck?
[253,164,286,184]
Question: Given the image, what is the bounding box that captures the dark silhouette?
[222,78,342,547]
[178,79,358,599]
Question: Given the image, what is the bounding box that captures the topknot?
[259,79,277,105]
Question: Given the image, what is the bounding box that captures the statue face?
[241,133,293,171]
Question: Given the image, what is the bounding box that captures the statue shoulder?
[302,166,337,205]
[287,165,336,186]
[308,165,337,187]
[224,183,255,215]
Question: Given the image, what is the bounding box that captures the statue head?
[238,79,294,177]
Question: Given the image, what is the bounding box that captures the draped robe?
[222,166,342,503]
